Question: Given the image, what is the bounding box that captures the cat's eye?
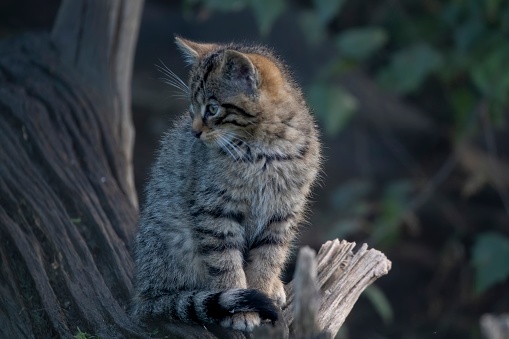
[206,104,220,117]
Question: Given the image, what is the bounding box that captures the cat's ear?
[175,36,216,65]
[220,50,259,93]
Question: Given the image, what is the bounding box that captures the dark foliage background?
[2,0,509,338]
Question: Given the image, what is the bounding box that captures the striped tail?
[132,288,279,329]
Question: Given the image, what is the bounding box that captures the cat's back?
[139,116,198,227]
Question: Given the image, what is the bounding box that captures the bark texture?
[0,33,141,338]
[51,0,142,208]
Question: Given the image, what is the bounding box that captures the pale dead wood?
[292,247,322,338]
[481,314,509,339]
[284,240,392,338]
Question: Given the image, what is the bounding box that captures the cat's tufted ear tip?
[175,35,217,65]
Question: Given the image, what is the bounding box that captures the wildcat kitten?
[131,37,321,332]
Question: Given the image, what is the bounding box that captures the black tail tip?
[238,289,279,322]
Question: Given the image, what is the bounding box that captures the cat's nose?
[192,118,203,138]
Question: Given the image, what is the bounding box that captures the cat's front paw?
[270,279,286,307]
[220,312,261,331]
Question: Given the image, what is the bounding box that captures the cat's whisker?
[156,62,190,96]
[159,77,190,94]
[215,136,230,158]
[238,129,254,138]
[221,134,245,160]
[170,93,190,99]
[217,136,238,161]
[158,75,186,87]
[224,138,244,160]
[170,96,188,101]
[221,135,243,162]
[227,133,253,154]
[155,64,180,80]
[222,140,241,162]
[164,73,189,93]
[156,60,189,91]
[225,131,241,141]
[229,135,248,146]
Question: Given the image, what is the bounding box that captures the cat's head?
[173,37,307,151]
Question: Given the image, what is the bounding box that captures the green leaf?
[308,84,358,136]
[363,285,394,325]
[312,0,345,24]
[249,0,285,35]
[470,44,509,125]
[472,232,509,294]
[453,17,484,52]
[470,45,509,101]
[336,27,388,61]
[377,43,443,94]
[74,327,99,339]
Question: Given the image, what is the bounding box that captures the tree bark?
[51,0,142,209]
[0,32,142,338]
[0,1,392,338]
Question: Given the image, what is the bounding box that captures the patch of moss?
[74,327,100,339]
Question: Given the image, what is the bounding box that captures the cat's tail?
[132,288,279,328]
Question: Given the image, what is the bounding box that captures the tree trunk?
[0,0,143,337]
[0,1,391,338]
[0,32,144,338]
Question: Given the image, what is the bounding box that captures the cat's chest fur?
[207,151,303,244]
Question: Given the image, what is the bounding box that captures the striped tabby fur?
[131,37,321,331]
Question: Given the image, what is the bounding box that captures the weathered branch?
[282,240,392,338]
[292,247,322,338]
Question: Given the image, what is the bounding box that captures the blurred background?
[2,0,509,338]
